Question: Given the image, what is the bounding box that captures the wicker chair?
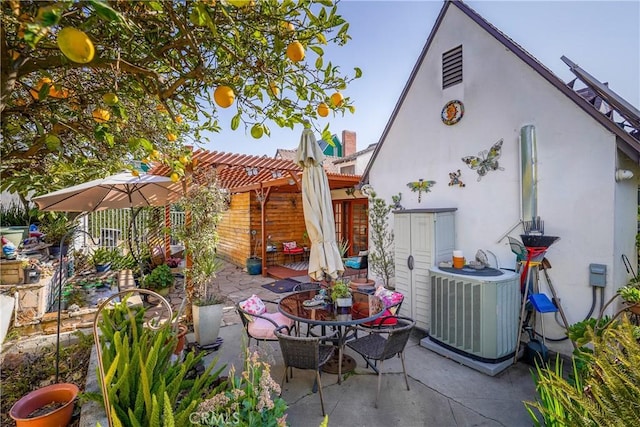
[236,298,296,346]
[346,316,416,407]
[274,325,336,416]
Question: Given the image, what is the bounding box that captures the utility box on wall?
[589,263,606,287]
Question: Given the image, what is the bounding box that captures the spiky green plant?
[93,298,225,426]
[525,317,640,426]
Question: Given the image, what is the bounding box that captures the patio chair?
[346,316,416,408]
[274,325,337,416]
[283,241,305,263]
[237,295,296,346]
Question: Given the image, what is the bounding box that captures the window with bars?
[442,45,463,89]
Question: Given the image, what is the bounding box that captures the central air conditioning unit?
[424,267,520,364]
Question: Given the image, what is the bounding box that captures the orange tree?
[1,0,359,204]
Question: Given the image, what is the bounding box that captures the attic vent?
[442,45,463,89]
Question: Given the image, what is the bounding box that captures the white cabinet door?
[393,209,456,331]
[411,213,433,330]
[394,213,412,318]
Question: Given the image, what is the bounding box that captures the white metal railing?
[81,209,185,249]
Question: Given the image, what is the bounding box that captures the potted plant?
[337,237,350,260]
[618,284,640,314]
[91,297,224,426]
[9,382,79,427]
[246,229,262,275]
[302,231,310,250]
[172,169,228,328]
[91,247,113,272]
[191,256,225,346]
[331,279,352,308]
[367,190,395,288]
[142,263,174,297]
[39,215,76,257]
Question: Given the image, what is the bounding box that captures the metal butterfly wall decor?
[407,179,436,203]
[461,139,504,181]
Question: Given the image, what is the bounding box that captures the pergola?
[150,148,361,272]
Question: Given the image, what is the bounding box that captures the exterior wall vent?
[442,45,463,89]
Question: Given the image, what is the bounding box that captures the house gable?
[363,0,640,182]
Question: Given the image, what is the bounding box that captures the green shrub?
[143,263,174,291]
[525,318,640,426]
[93,297,224,426]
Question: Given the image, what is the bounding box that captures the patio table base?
[322,353,356,374]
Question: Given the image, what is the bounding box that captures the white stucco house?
[362,0,639,358]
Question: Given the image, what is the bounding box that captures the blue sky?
[199,0,640,157]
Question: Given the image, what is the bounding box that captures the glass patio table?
[278,289,385,384]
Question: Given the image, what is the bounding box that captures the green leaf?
[148,2,164,12]
[231,114,241,130]
[89,0,131,27]
[309,46,324,57]
[35,6,62,27]
[189,7,206,27]
[315,56,324,70]
[354,67,363,78]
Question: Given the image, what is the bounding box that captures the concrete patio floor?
[187,260,538,427]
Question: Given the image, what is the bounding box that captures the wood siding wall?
[217,191,307,267]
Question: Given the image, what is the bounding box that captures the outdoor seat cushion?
[351,303,398,326]
[375,287,404,308]
[239,295,266,316]
[345,256,366,269]
[283,242,304,255]
[247,312,294,340]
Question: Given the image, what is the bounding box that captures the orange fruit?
[156,104,168,113]
[167,133,178,142]
[281,21,295,34]
[92,108,110,123]
[150,149,160,160]
[57,27,95,64]
[175,115,183,124]
[250,123,264,139]
[317,103,329,117]
[30,77,69,99]
[170,172,180,183]
[286,41,305,62]
[214,85,235,108]
[330,92,344,107]
[192,157,199,167]
[179,155,188,165]
[102,92,118,105]
[131,169,140,177]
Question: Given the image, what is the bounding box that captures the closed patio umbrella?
[296,128,344,281]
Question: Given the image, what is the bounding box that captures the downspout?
[520,125,538,223]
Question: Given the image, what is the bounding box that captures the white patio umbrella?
[296,128,344,281]
[32,171,183,212]
[32,171,183,383]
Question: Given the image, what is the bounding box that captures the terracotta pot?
[174,324,188,355]
[349,278,375,291]
[10,382,79,427]
[626,303,640,315]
